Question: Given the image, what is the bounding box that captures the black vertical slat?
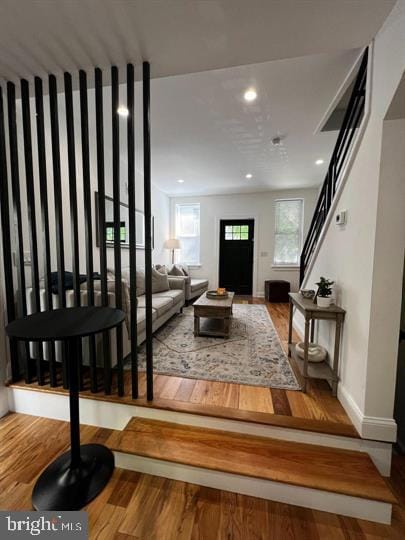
[64,72,83,390]
[64,73,81,307]
[127,63,138,399]
[7,82,30,383]
[111,65,124,397]
[0,87,19,381]
[79,69,97,393]
[21,79,44,386]
[143,61,153,401]
[34,76,57,387]
[49,74,68,388]
[95,67,112,395]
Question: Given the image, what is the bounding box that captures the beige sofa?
[156,264,209,302]
[26,274,185,365]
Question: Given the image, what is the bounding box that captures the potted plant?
[315,277,334,307]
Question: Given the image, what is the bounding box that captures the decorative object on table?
[315,277,334,307]
[300,289,315,300]
[295,341,327,363]
[6,306,125,511]
[164,238,181,264]
[288,292,345,395]
[207,289,229,299]
[265,280,291,303]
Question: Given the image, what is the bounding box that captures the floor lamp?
[164,238,181,264]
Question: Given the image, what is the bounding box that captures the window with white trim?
[273,199,303,266]
[175,203,200,265]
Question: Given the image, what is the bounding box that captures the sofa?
[156,264,209,302]
[26,268,186,366]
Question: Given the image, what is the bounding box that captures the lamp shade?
[164,238,181,250]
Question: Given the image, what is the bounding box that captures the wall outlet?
[335,210,347,226]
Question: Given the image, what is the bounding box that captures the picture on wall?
[95,192,154,249]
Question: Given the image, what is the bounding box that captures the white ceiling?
[0,0,394,83]
[139,49,362,196]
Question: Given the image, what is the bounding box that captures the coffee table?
[193,291,235,338]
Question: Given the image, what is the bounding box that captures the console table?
[288,292,345,395]
[6,305,125,511]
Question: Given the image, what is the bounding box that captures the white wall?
[301,0,405,440]
[170,188,318,295]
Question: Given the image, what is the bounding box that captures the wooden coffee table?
[193,291,235,338]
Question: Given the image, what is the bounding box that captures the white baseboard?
[8,387,392,475]
[256,291,265,298]
[338,384,397,443]
[114,452,392,524]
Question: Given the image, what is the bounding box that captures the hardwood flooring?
[9,299,356,435]
[0,413,403,539]
[108,417,394,502]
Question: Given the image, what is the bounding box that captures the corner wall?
[300,0,405,440]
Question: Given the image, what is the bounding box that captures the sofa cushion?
[152,267,169,293]
[137,295,174,318]
[152,289,184,304]
[190,278,209,292]
[135,307,157,333]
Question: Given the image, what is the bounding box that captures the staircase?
[105,416,396,524]
[300,48,368,284]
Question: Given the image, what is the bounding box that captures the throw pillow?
[135,267,145,297]
[152,267,169,293]
[169,264,185,277]
[155,264,168,275]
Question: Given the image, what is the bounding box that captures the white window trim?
[175,203,201,266]
[273,198,304,267]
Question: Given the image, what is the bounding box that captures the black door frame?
[218,218,255,295]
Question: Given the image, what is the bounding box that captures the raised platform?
[8,383,393,477]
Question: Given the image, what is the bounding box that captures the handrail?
[300,48,368,285]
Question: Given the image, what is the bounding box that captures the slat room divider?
[0,63,153,400]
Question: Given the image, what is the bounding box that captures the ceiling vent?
[271,136,283,146]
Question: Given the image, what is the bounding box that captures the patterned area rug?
[136,304,300,390]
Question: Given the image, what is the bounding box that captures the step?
[107,418,396,524]
[9,385,392,475]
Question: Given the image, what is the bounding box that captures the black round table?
[6,306,125,511]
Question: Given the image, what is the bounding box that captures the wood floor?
[0,413,404,539]
[9,299,356,435]
[108,417,394,503]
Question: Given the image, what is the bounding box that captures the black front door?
[219,219,254,295]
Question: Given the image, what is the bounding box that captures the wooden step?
[107,417,396,504]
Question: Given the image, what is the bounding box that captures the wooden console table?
[288,292,345,396]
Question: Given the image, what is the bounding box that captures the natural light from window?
[175,203,200,265]
[273,199,303,266]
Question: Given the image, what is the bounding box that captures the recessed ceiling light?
[117,106,129,117]
[177,179,184,184]
[245,173,253,179]
[244,88,257,102]
[315,159,324,165]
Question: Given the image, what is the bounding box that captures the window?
[273,199,303,266]
[175,203,200,265]
[224,224,250,240]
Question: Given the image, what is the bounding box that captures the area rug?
[135,304,300,390]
